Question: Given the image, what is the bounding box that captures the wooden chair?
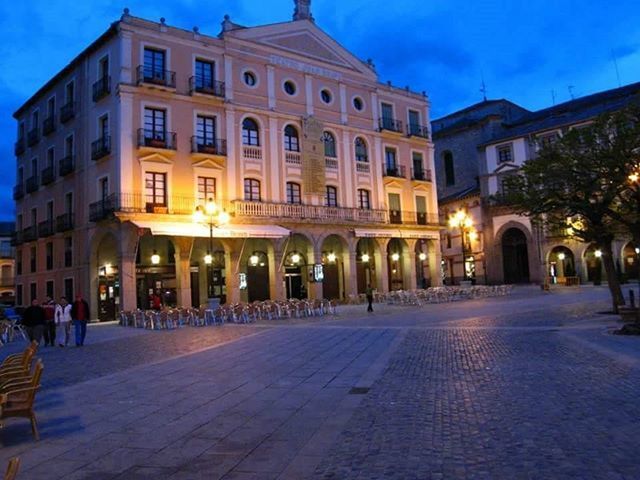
[3,457,20,480]
[0,359,44,440]
[0,358,41,393]
[1,342,37,371]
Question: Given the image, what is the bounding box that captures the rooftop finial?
[293,0,312,21]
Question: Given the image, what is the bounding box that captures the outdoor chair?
[3,457,20,480]
[1,342,37,372]
[0,359,44,440]
[0,359,42,394]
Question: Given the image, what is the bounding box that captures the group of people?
[20,294,91,347]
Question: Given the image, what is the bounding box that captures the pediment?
[192,158,224,169]
[138,153,173,164]
[494,162,517,173]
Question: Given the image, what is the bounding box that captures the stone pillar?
[343,251,358,299]
[118,222,140,312]
[270,238,287,300]
[223,239,243,304]
[173,237,194,308]
[374,238,389,293]
[309,243,323,300]
[403,239,418,290]
[428,240,443,286]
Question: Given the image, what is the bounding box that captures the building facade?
[13,3,441,319]
[0,223,16,304]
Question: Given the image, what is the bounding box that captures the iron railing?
[137,129,177,150]
[13,185,24,200]
[233,201,389,224]
[23,226,38,242]
[38,219,55,238]
[43,116,56,135]
[10,232,22,247]
[25,176,38,194]
[137,66,176,88]
[91,136,111,160]
[59,155,75,176]
[407,123,430,139]
[190,136,227,156]
[27,128,39,146]
[60,101,76,123]
[56,213,74,232]
[189,76,225,97]
[14,137,25,156]
[92,76,111,101]
[411,167,432,182]
[382,163,407,178]
[379,117,403,133]
[41,166,55,186]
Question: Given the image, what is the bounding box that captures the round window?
[320,89,332,104]
[353,97,364,111]
[283,80,296,96]
[243,71,257,87]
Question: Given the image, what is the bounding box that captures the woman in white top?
[54,296,72,347]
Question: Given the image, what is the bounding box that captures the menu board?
[302,116,326,195]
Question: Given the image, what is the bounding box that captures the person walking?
[54,296,72,347]
[366,284,374,313]
[71,294,90,347]
[42,295,56,347]
[22,299,46,344]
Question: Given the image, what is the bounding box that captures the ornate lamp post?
[448,210,475,283]
[193,198,230,300]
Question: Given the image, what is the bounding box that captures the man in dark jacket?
[71,294,90,347]
[42,295,56,347]
[22,299,46,344]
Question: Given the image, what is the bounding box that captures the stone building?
[0,223,16,304]
[12,1,441,319]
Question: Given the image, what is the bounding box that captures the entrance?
[285,268,306,299]
[247,251,270,302]
[322,263,340,299]
[98,266,119,322]
[502,228,530,283]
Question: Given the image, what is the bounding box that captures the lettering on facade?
[302,116,326,195]
[270,54,342,80]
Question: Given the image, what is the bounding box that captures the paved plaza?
[1,286,640,479]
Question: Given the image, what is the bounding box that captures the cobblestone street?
[1,286,640,479]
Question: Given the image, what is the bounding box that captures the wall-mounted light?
[327,252,337,263]
[418,252,427,261]
[249,254,260,266]
[151,250,160,265]
[557,252,566,261]
[361,253,370,263]
[291,252,301,264]
[204,252,213,265]
[391,253,400,262]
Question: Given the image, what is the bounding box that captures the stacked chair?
[3,457,20,480]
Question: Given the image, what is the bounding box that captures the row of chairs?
[348,285,514,306]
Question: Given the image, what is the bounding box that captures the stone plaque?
[302,116,326,195]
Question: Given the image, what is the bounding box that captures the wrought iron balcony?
[59,155,75,176]
[411,167,432,182]
[23,226,38,242]
[60,101,76,123]
[407,123,430,139]
[92,76,111,102]
[56,213,75,232]
[89,196,117,222]
[138,129,177,150]
[14,137,25,156]
[10,231,22,247]
[191,136,227,156]
[25,176,39,193]
[91,136,111,160]
[379,117,403,133]
[382,163,407,178]
[38,219,55,238]
[27,128,39,146]
[13,184,24,200]
[137,66,176,88]
[41,166,55,186]
[189,76,225,97]
[43,116,56,135]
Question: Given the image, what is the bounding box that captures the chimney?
[293,0,312,21]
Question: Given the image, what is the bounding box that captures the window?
[284,125,299,152]
[30,246,36,273]
[46,201,53,221]
[355,137,368,162]
[65,192,73,215]
[47,97,55,118]
[30,208,37,227]
[64,278,74,301]
[416,195,427,225]
[17,167,23,185]
[385,148,397,171]
[195,59,214,89]
[353,97,364,111]
[144,108,166,140]
[99,56,109,79]
[497,144,513,164]
[412,152,424,179]
[65,81,74,104]
[18,122,25,141]
[31,158,38,178]
[323,132,336,158]
[65,135,74,157]
[16,249,22,275]
[381,102,393,120]
[16,285,22,307]
[388,193,401,224]
[320,89,332,104]
[244,179,261,202]
[99,177,109,202]
[325,186,338,207]
[196,115,216,145]
[99,114,109,139]
[243,70,257,87]
[46,243,53,271]
[283,80,296,95]
[242,118,260,146]
[444,151,455,186]
[47,147,55,168]
[538,133,558,148]
[145,172,167,206]
[446,233,452,249]
[286,182,302,204]
[357,189,371,210]
[197,177,216,204]
[31,110,39,129]
[408,109,420,131]
[30,283,37,303]
[144,48,166,79]
[46,280,54,299]
[64,237,73,267]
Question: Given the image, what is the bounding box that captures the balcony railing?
[23,226,38,242]
[14,138,25,156]
[13,184,24,200]
[10,231,23,247]
[389,210,402,225]
[411,167,432,182]
[91,136,111,160]
[189,76,225,97]
[38,219,55,238]
[355,161,370,174]
[41,166,55,186]
[233,201,389,224]
[379,117,403,133]
[56,213,74,232]
[89,195,117,222]
[43,116,56,135]
[92,76,111,101]
[27,128,39,147]
[59,155,75,176]
[285,151,301,165]
[137,129,177,150]
[407,123,430,139]
[191,136,227,156]
[243,145,262,161]
[406,211,441,226]
[137,66,176,88]
[382,163,407,178]
[325,157,338,169]
[26,176,39,194]
[60,101,76,123]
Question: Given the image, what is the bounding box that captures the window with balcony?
[92,114,111,160]
[380,102,402,132]
[325,186,338,207]
[30,246,36,273]
[244,178,261,202]
[358,189,371,210]
[61,81,76,122]
[355,137,368,162]
[143,47,169,84]
[323,131,336,158]
[497,144,513,164]
[64,237,73,267]
[44,97,56,135]
[46,242,53,271]
[194,58,214,89]
[286,182,302,204]
[42,147,55,185]
[416,195,427,225]
[412,152,426,181]
[15,122,25,155]
[30,283,36,303]
[242,118,260,146]
[145,172,167,210]
[142,108,169,147]
[195,115,217,153]
[93,55,111,101]
[385,147,399,176]
[284,125,300,152]
[197,177,216,204]
[388,193,402,224]
[444,151,455,186]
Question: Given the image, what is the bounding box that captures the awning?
[354,228,440,240]
[130,220,290,239]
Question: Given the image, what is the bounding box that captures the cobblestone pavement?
[1,286,639,479]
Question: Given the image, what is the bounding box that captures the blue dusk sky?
[1,0,639,220]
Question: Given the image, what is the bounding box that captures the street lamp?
[193,197,230,301]
[449,210,474,282]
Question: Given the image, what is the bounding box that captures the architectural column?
[269,117,281,202]
[270,238,287,300]
[309,243,323,300]
[173,237,194,308]
[403,239,418,290]
[428,239,443,286]
[225,108,237,201]
[118,222,140,312]
[223,238,243,304]
[343,251,358,300]
[374,238,389,293]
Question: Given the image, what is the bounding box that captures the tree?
[501,105,640,313]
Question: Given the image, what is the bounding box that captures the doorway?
[502,228,530,283]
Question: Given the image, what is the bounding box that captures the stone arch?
[493,222,535,284]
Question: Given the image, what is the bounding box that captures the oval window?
[320,89,332,104]
[284,80,296,96]
[353,97,364,111]
[243,71,257,87]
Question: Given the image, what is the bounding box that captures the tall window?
[286,182,301,204]
[99,56,109,79]
[497,144,513,164]
[357,189,371,210]
[65,192,73,215]
[416,195,427,225]
[355,137,368,162]
[244,179,261,201]
[242,118,260,146]
[444,151,455,186]
[323,131,336,158]
[198,177,216,204]
[16,249,22,275]
[46,201,54,221]
[381,103,393,120]
[325,186,338,207]
[65,81,74,104]
[47,97,55,118]
[31,110,39,130]
[47,147,55,168]
[99,177,109,202]
[46,280,54,298]
[385,147,397,171]
[196,116,216,145]
[31,158,38,178]
[145,172,167,206]
[64,278,74,301]
[284,125,299,152]
[30,283,37,303]
[30,246,36,273]
[16,285,22,306]
[46,242,53,271]
[195,59,214,89]
[144,48,166,79]
[99,115,109,139]
[144,108,166,140]
[64,237,73,267]
[65,135,74,157]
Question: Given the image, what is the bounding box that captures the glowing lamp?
[630,173,640,183]
[218,210,230,225]
[205,197,217,216]
[193,206,204,224]
[204,253,213,265]
[361,253,370,263]
[557,252,566,261]
[418,252,427,261]
[595,249,603,258]
[327,252,337,263]
[391,253,400,262]
[291,253,301,264]
[635,247,640,255]
[151,250,160,265]
[249,254,260,266]
[469,231,478,242]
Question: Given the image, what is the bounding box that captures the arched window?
[284,125,300,152]
[242,118,260,146]
[357,189,371,210]
[286,182,302,204]
[244,178,261,202]
[325,186,338,207]
[444,151,455,186]
[323,132,336,158]
[355,137,368,162]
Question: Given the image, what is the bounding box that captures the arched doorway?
[548,246,575,283]
[622,242,639,280]
[584,244,603,284]
[96,233,119,321]
[387,238,406,291]
[356,238,376,294]
[502,228,530,283]
[321,235,347,300]
[136,235,177,310]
